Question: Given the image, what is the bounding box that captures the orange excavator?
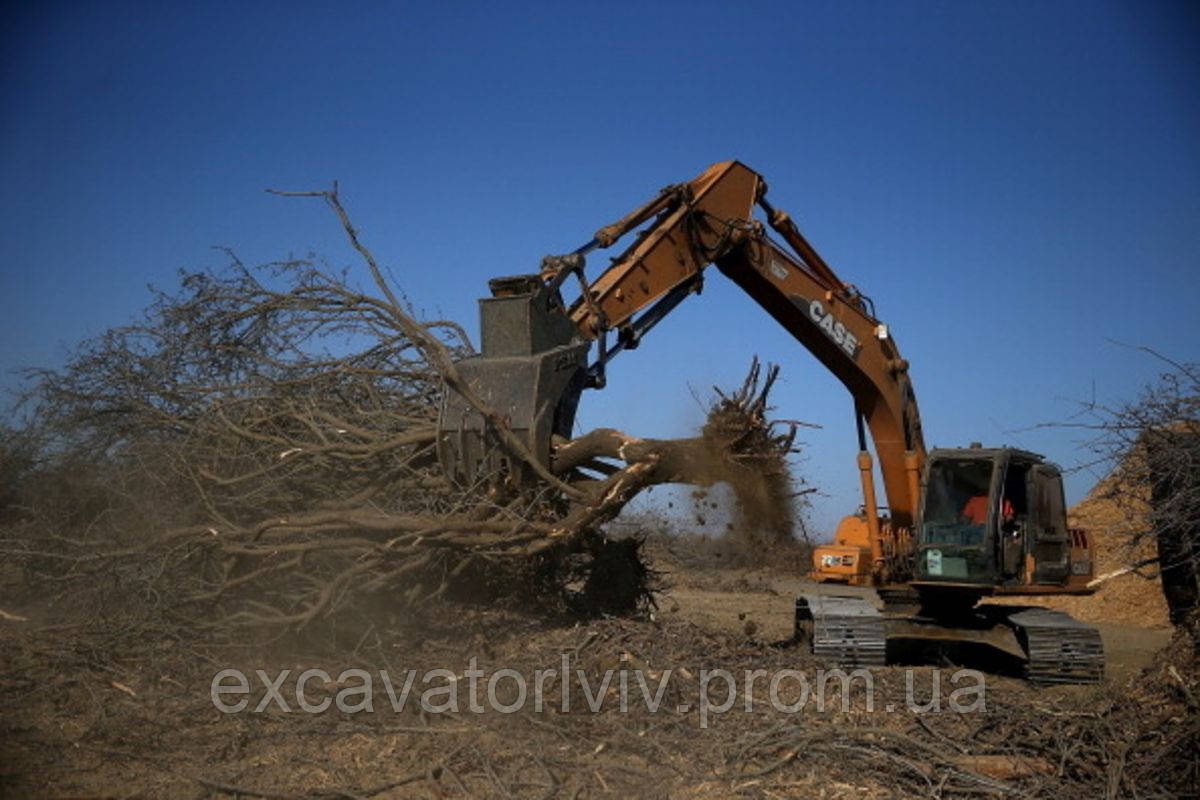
[438,161,1104,682]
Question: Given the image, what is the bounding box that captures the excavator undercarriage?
[795,592,1105,683]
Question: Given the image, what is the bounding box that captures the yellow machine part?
[811,515,874,584]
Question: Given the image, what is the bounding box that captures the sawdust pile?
[1067,485,1170,627]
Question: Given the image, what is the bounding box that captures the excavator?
[437,161,1104,683]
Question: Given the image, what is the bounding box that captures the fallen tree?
[4,187,803,635]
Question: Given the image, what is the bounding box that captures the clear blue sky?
[2,1,1197,533]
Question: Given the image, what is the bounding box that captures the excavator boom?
[539,161,924,533]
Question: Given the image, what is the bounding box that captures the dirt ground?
[1,530,1194,800]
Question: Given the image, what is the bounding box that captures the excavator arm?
[543,161,925,530]
[440,161,925,580]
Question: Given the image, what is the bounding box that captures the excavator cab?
[911,447,1092,594]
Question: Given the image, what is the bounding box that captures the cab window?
[922,459,994,547]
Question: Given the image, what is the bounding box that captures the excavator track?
[794,596,1105,684]
[1005,608,1105,684]
[795,593,886,667]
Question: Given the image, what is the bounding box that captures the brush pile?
[0,187,802,639]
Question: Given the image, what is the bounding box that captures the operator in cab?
[961,494,1014,526]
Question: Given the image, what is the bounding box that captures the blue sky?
[2,1,1197,533]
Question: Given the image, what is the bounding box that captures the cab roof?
[928,446,1046,464]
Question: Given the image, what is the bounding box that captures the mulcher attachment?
[437,275,588,486]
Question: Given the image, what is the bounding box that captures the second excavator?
[436,161,1104,683]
